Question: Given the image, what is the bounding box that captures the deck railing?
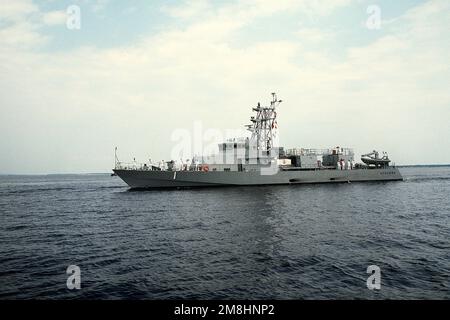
[115,162,159,171]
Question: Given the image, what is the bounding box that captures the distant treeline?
[398,164,450,168]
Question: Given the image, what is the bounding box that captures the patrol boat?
[113,93,403,189]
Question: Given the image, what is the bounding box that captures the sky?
[0,0,449,174]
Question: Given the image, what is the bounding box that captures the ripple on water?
[0,167,449,299]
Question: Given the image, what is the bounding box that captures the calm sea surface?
[0,167,449,299]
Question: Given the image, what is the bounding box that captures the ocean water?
[0,167,449,300]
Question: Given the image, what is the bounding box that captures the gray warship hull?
[113,93,404,189]
[113,167,403,189]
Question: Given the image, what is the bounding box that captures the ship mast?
[245,92,282,157]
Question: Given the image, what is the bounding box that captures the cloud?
[41,10,66,26]
[0,0,38,21]
[296,27,332,43]
[162,0,211,19]
[0,1,67,49]
[91,0,109,13]
[0,0,449,173]
[0,21,48,48]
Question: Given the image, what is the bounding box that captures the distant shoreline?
[397,164,450,168]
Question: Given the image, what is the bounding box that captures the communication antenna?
[245,92,282,156]
[114,147,119,169]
